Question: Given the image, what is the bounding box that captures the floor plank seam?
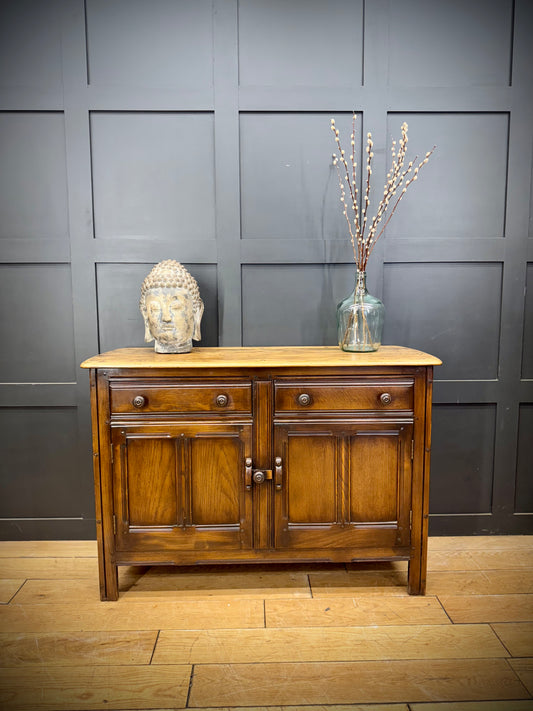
[435,595,455,624]
[8,578,28,604]
[503,656,533,698]
[149,629,161,664]
[306,572,312,599]
[490,622,517,657]
[185,663,195,707]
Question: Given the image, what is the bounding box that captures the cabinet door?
[274,422,413,550]
[112,423,253,552]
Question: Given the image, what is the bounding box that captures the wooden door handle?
[275,457,283,490]
[245,458,253,490]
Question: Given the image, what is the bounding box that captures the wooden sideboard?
[81,346,441,600]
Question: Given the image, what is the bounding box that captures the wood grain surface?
[81,345,442,369]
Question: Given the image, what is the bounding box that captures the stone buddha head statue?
[140,260,204,354]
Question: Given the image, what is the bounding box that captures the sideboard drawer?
[274,379,414,414]
[110,381,252,414]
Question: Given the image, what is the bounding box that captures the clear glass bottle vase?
[336,270,385,352]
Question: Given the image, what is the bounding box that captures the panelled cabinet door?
[274,422,413,550]
[112,423,253,552]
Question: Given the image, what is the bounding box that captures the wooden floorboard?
[0,631,158,666]
[152,624,507,664]
[0,535,532,710]
[438,594,533,623]
[0,541,97,557]
[265,595,451,626]
[0,664,190,711]
[0,600,265,633]
[187,659,528,706]
[411,702,533,711]
[426,550,533,571]
[0,557,99,580]
[427,536,533,551]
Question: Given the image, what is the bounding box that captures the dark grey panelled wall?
[0,0,532,539]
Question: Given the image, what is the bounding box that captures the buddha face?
[143,287,200,353]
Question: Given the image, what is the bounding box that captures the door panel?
[113,423,252,552]
[349,432,402,523]
[274,422,412,549]
[190,436,243,525]
[286,433,338,523]
[126,436,177,527]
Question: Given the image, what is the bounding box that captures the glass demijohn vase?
[337,270,385,352]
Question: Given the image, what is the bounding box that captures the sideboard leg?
[408,537,428,595]
[95,519,118,600]
[102,562,119,601]
[408,558,421,595]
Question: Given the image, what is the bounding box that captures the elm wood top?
[81,345,441,369]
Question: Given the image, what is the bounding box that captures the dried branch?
[331,114,435,271]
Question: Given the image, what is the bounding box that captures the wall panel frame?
[0,0,532,538]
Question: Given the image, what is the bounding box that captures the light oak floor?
[1,537,533,711]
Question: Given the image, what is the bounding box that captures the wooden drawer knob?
[380,392,392,405]
[216,394,229,407]
[298,393,312,406]
[132,395,146,408]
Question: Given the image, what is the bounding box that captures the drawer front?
[274,379,414,414]
[110,381,252,414]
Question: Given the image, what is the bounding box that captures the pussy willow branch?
[333,123,360,235]
[365,147,436,267]
[332,121,360,263]
[331,115,435,272]
[334,159,358,263]
[361,132,373,241]
[367,124,410,244]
